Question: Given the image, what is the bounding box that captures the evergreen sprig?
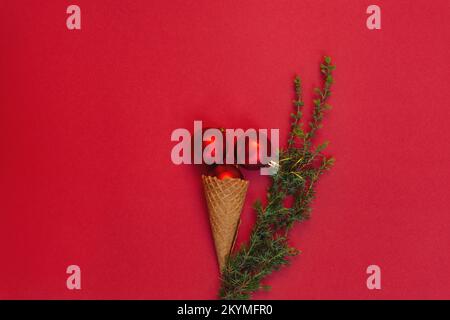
[219,56,336,300]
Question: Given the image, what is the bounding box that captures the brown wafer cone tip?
[201,175,249,272]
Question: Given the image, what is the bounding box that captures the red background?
[1,0,449,299]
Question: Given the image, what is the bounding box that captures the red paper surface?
[1,0,449,299]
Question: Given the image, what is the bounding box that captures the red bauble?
[202,127,227,165]
[191,127,227,165]
[207,164,243,180]
[237,132,272,170]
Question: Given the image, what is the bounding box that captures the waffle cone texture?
[202,175,249,272]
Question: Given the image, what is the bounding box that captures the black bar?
[1,300,448,319]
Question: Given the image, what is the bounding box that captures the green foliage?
[219,57,336,300]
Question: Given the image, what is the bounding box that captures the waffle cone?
[202,175,249,272]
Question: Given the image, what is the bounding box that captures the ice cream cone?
[202,175,249,272]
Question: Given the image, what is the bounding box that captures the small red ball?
[191,127,227,165]
[238,132,272,170]
[202,127,228,164]
[207,164,243,180]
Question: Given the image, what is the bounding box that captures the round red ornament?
[207,164,243,180]
[237,131,272,170]
[202,127,228,165]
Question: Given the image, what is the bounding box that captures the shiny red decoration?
[206,164,243,180]
[238,132,272,170]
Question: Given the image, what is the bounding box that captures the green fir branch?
[219,56,336,300]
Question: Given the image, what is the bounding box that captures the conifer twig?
[219,56,336,300]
